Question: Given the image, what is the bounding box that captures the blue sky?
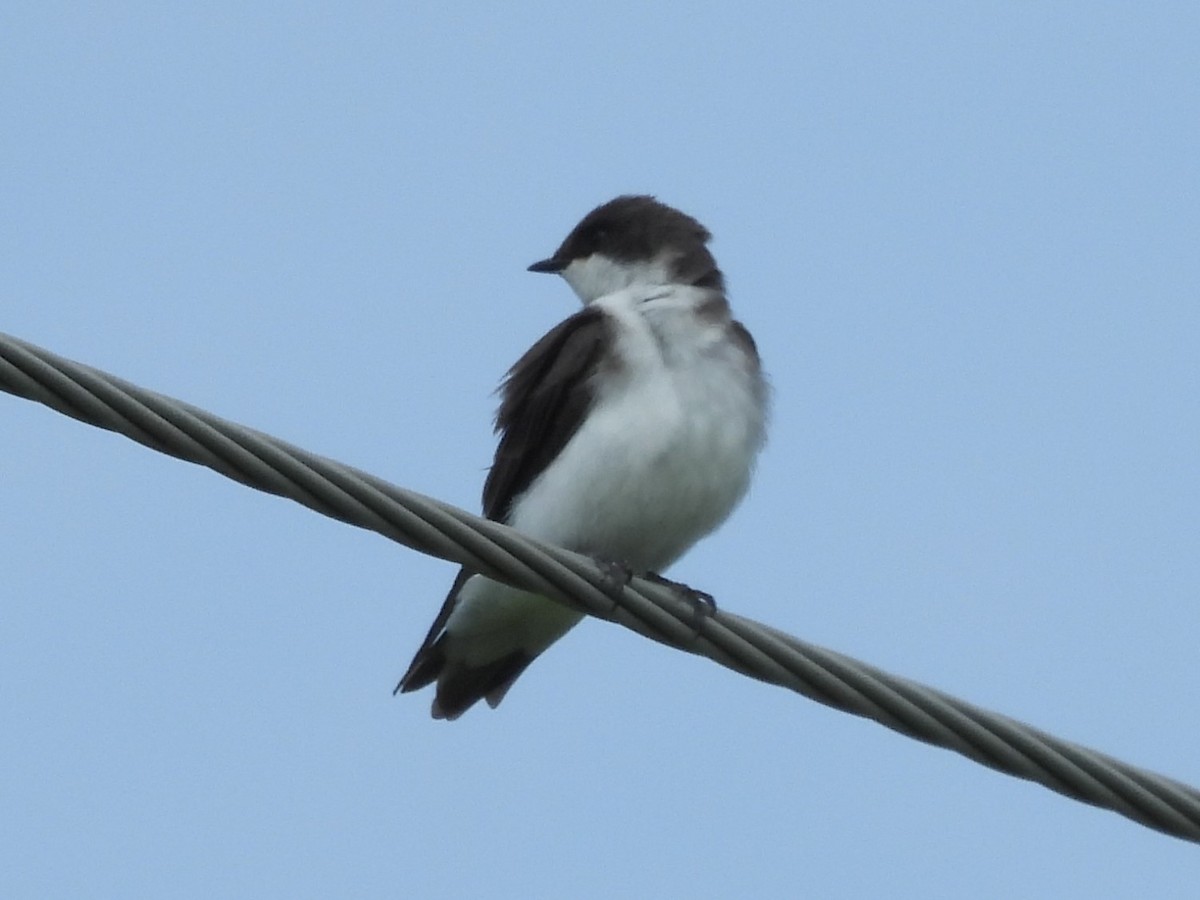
[3,4,1198,897]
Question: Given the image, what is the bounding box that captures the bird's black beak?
[527,257,566,274]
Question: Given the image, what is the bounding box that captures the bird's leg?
[588,555,634,614]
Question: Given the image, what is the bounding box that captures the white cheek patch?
[561,255,630,304]
[561,254,674,304]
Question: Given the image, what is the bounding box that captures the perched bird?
[397,195,768,719]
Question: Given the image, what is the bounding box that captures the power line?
[2,328,1197,844]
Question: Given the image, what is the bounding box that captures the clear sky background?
[3,4,1198,897]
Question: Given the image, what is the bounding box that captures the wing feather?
[482,306,610,521]
[397,306,610,713]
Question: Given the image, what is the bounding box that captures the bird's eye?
[590,226,610,244]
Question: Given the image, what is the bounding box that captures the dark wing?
[482,305,611,521]
[396,306,610,709]
[394,568,472,694]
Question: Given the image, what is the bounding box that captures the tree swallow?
[397,195,768,719]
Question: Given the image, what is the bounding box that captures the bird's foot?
[587,559,717,627]
[642,571,718,623]
[589,555,634,612]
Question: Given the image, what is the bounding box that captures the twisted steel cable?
[2,328,1198,844]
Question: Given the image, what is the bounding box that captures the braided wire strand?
[2,329,1198,844]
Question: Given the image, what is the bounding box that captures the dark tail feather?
[397,633,535,720]
[429,651,534,720]
[397,568,537,719]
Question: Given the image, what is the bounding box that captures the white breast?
[510,284,767,571]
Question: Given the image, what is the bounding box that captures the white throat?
[560,253,674,305]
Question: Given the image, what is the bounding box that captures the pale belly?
[509,342,764,571]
